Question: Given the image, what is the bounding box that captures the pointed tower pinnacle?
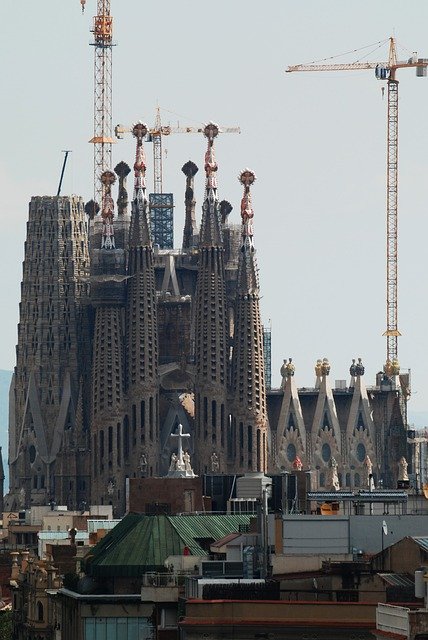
[100,170,117,249]
[193,122,228,474]
[237,169,258,292]
[182,160,199,249]
[130,122,152,248]
[126,122,159,477]
[231,170,268,473]
[199,122,223,247]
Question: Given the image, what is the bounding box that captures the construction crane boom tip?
[288,37,423,364]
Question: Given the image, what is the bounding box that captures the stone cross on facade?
[170,424,191,470]
[167,424,196,478]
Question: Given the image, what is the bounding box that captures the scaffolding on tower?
[148,107,174,248]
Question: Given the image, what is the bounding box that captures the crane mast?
[287,37,427,368]
[89,0,114,206]
[152,107,163,194]
[385,72,399,364]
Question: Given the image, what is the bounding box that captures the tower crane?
[115,110,241,194]
[286,37,427,369]
[82,0,115,207]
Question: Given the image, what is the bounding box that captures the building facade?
[7,125,410,515]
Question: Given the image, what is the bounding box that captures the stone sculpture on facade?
[363,454,373,488]
[398,456,409,482]
[355,358,365,376]
[315,359,323,378]
[211,452,219,472]
[326,456,340,491]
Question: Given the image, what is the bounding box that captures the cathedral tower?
[90,167,127,509]
[8,196,90,509]
[182,161,199,249]
[125,123,159,477]
[193,124,228,473]
[230,171,268,473]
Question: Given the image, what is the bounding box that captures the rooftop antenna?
[57,150,72,197]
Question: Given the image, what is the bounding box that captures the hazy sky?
[2,1,428,414]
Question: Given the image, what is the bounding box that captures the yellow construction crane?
[286,37,428,368]
[115,109,241,194]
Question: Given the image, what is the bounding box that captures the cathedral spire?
[193,123,228,474]
[231,170,268,473]
[125,122,159,481]
[100,170,116,249]
[199,122,222,247]
[130,122,151,247]
[182,160,199,249]
[238,169,259,293]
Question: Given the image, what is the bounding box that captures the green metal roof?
[169,515,252,556]
[83,513,252,578]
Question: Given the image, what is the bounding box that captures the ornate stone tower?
[230,170,268,472]
[193,123,228,474]
[89,167,128,508]
[8,196,90,509]
[182,160,199,249]
[125,123,159,477]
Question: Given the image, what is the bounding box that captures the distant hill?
[0,370,11,491]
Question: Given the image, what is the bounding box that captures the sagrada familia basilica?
[7,123,410,515]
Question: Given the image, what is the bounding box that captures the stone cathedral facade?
[7,124,410,515]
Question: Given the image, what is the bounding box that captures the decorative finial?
[391,358,400,376]
[238,169,256,243]
[204,122,219,191]
[182,161,199,250]
[114,161,131,217]
[182,160,199,179]
[80,0,86,13]
[220,200,233,224]
[100,170,116,249]
[355,357,365,376]
[84,199,99,220]
[384,358,399,378]
[281,357,295,380]
[349,359,357,377]
[315,359,323,377]
[129,122,152,248]
[321,358,330,376]
[132,122,148,195]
